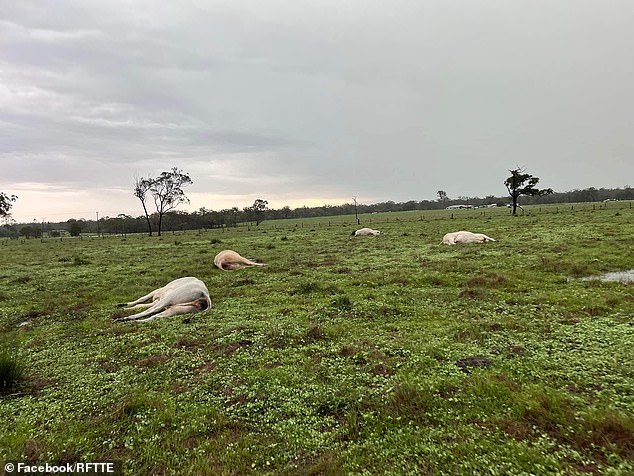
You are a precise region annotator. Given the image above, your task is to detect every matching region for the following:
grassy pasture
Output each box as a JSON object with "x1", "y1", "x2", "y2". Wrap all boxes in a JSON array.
[{"x1": 0, "y1": 204, "x2": 633, "y2": 475}]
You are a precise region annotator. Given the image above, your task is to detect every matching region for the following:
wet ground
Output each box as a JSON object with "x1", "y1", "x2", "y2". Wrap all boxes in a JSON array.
[{"x1": 582, "y1": 269, "x2": 634, "y2": 283}]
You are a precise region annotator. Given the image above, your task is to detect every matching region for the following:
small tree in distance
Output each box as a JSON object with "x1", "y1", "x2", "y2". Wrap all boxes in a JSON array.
[
  {"x1": 134, "y1": 177, "x2": 154, "y2": 236},
  {"x1": 133, "y1": 168, "x2": 193, "y2": 236},
  {"x1": 504, "y1": 168, "x2": 553, "y2": 215},
  {"x1": 149, "y1": 168, "x2": 193, "y2": 236},
  {"x1": 67, "y1": 219, "x2": 83, "y2": 237},
  {"x1": 249, "y1": 199, "x2": 268, "y2": 226}
]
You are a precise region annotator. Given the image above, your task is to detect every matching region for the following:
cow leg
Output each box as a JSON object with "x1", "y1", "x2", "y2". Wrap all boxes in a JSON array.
[
  {"x1": 125, "y1": 303, "x2": 155, "y2": 310},
  {"x1": 116, "y1": 301, "x2": 166, "y2": 321},
  {"x1": 133, "y1": 303, "x2": 202, "y2": 323},
  {"x1": 116, "y1": 288, "x2": 161, "y2": 308}
]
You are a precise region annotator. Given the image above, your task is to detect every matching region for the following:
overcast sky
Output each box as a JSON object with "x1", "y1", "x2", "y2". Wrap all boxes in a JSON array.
[{"x1": 2, "y1": 0, "x2": 633, "y2": 222}]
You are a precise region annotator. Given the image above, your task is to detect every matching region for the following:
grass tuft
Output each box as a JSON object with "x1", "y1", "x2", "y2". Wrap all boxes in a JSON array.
[{"x1": 0, "y1": 350, "x2": 23, "y2": 393}]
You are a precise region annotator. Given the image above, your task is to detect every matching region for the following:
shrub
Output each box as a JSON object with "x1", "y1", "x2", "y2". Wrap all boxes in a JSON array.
[{"x1": 0, "y1": 350, "x2": 23, "y2": 393}]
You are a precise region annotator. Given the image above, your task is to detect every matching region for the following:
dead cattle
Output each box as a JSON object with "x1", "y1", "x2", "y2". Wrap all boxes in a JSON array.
[
  {"x1": 214, "y1": 249, "x2": 265, "y2": 271},
  {"x1": 442, "y1": 231, "x2": 496, "y2": 245},
  {"x1": 116, "y1": 276, "x2": 200, "y2": 309},
  {"x1": 351, "y1": 227, "x2": 381, "y2": 236},
  {"x1": 116, "y1": 277, "x2": 211, "y2": 323}
]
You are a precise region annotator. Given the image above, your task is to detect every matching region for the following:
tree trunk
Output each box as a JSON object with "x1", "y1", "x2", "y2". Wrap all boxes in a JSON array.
[{"x1": 141, "y1": 202, "x2": 153, "y2": 236}]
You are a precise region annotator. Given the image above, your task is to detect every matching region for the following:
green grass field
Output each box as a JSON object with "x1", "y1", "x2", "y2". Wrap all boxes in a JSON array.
[{"x1": 1, "y1": 203, "x2": 633, "y2": 475}]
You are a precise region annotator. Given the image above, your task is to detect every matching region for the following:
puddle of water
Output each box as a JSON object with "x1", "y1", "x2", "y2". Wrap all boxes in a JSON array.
[{"x1": 581, "y1": 269, "x2": 634, "y2": 283}]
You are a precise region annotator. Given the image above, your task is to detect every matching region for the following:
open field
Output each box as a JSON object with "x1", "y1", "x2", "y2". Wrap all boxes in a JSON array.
[{"x1": 1, "y1": 204, "x2": 633, "y2": 475}]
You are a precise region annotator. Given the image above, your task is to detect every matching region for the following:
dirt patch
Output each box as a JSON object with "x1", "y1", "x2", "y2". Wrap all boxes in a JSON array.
[
  {"x1": 338, "y1": 345, "x2": 356, "y2": 357},
  {"x1": 507, "y1": 345, "x2": 526, "y2": 356},
  {"x1": 459, "y1": 288, "x2": 487, "y2": 300},
  {"x1": 136, "y1": 353, "x2": 170, "y2": 368},
  {"x1": 467, "y1": 272, "x2": 508, "y2": 288},
  {"x1": 195, "y1": 361, "x2": 217, "y2": 374},
  {"x1": 173, "y1": 337, "x2": 203, "y2": 349},
  {"x1": 369, "y1": 363, "x2": 393, "y2": 377},
  {"x1": 455, "y1": 356, "x2": 493, "y2": 373},
  {"x1": 22, "y1": 439, "x2": 47, "y2": 462},
  {"x1": 212, "y1": 340, "x2": 253, "y2": 356}
]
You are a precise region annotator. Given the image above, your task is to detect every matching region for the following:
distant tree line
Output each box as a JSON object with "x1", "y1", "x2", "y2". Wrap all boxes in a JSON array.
[{"x1": 0, "y1": 186, "x2": 631, "y2": 239}]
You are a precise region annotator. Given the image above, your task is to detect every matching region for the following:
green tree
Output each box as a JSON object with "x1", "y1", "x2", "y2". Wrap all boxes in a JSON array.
[
  {"x1": 504, "y1": 168, "x2": 553, "y2": 215},
  {"x1": 248, "y1": 199, "x2": 269, "y2": 226},
  {"x1": 148, "y1": 168, "x2": 193, "y2": 236},
  {"x1": 133, "y1": 168, "x2": 193, "y2": 236},
  {"x1": 437, "y1": 190, "x2": 448, "y2": 201},
  {"x1": 0, "y1": 192, "x2": 17, "y2": 220},
  {"x1": 19, "y1": 225, "x2": 41, "y2": 239},
  {"x1": 67, "y1": 219, "x2": 83, "y2": 237},
  {"x1": 221, "y1": 207, "x2": 241, "y2": 227}
]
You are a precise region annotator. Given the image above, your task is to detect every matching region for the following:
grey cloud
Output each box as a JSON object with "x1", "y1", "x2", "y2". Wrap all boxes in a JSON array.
[{"x1": 2, "y1": 1, "x2": 633, "y2": 220}]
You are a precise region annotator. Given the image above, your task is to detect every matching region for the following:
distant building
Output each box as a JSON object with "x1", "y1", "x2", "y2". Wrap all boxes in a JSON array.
[{"x1": 445, "y1": 204, "x2": 474, "y2": 210}]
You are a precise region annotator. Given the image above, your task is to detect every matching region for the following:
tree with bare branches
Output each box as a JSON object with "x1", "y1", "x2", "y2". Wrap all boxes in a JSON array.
[
  {"x1": 134, "y1": 177, "x2": 154, "y2": 236},
  {"x1": 133, "y1": 168, "x2": 193, "y2": 236}
]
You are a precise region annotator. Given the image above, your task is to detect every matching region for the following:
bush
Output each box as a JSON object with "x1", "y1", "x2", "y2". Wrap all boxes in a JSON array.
[{"x1": 0, "y1": 350, "x2": 23, "y2": 393}]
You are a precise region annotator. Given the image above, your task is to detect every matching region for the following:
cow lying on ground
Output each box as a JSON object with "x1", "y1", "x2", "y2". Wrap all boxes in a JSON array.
[
  {"x1": 351, "y1": 227, "x2": 381, "y2": 236},
  {"x1": 115, "y1": 277, "x2": 211, "y2": 323},
  {"x1": 116, "y1": 276, "x2": 200, "y2": 309},
  {"x1": 214, "y1": 249, "x2": 266, "y2": 270},
  {"x1": 442, "y1": 231, "x2": 496, "y2": 245}
]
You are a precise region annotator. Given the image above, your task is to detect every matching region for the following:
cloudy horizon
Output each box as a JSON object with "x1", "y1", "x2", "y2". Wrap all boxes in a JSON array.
[{"x1": 2, "y1": 0, "x2": 633, "y2": 222}]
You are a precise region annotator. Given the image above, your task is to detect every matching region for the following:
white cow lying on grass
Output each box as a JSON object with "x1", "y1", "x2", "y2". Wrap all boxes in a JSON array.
[
  {"x1": 116, "y1": 277, "x2": 211, "y2": 323},
  {"x1": 214, "y1": 249, "x2": 266, "y2": 270},
  {"x1": 351, "y1": 227, "x2": 382, "y2": 236},
  {"x1": 442, "y1": 231, "x2": 496, "y2": 245}
]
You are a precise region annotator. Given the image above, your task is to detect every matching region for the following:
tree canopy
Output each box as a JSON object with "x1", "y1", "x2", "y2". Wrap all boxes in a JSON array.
[
  {"x1": 504, "y1": 168, "x2": 553, "y2": 215},
  {"x1": 0, "y1": 192, "x2": 17, "y2": 219},
  {"x1": 245, "y1": 199, "x2": 269, "y2": 226},
  {"x1": 134, "y1": 168, "x2": 193, "y2": 236}
]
